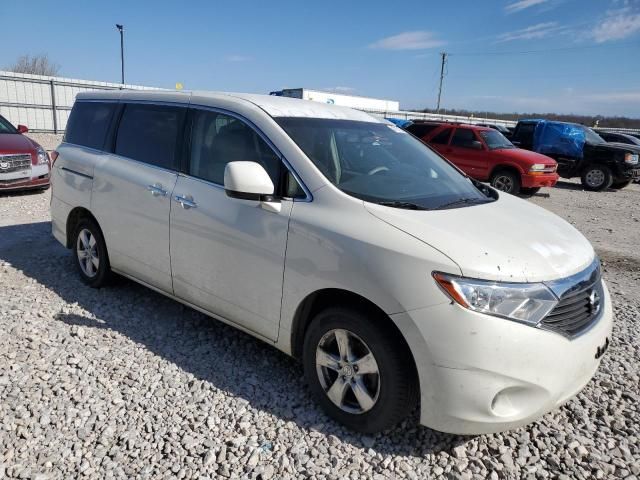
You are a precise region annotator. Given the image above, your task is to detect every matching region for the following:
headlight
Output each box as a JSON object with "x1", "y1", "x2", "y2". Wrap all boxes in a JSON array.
[
  {"x1": 624, "y1": 152, "x2": 638, "y2": 165},
  {"x1": 37, "y1": 148, "x2": 49, "y2": 165},
  {"x1": 433, "y1": 272, "x2": 558, "y2": 326},
  {"x1": 528, "y1": 163, "x2": 557, "y2": 174}
]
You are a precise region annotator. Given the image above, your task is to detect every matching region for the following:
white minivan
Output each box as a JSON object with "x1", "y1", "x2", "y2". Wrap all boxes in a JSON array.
[{"x1": 50, "y1": 90, "x2": 612, "y2": 434}]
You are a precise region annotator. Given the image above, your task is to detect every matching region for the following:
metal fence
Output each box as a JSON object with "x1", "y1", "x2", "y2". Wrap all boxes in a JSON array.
[
  {"x1": 0, "y1": 70, "x2": 160, "y2": 133},
  {"x1": 2, "y1": 70, "x2": 639, "y2": 135}
]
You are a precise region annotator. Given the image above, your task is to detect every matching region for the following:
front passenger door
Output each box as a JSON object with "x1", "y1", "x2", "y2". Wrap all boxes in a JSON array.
[
  {"x1": 447, "y1": 128, "x2": 489, "y2": 177},
  {"x1": 170, "y1": 109, "x2": 300, "y2": 340}
]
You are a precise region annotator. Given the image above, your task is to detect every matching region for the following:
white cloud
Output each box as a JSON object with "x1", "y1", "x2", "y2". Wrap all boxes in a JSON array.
[
  {"x1": 496, "y1": 22, "x2": 564, "y2": 42},
  {"x1": 369, "y1": 31, "x2": 445, "y2": 50},
  {"x1": 592, "y1": 8, "x2": 640, "y2": 43},
  {"x1": 582, "y1": 91, "x2": 640, "y2": 102},
  {"x1": 225, "y1": 55, "x2": 253, "y2": 62},
  {"x1": 505, "y1": 0, "x2": 550, "y2": 14}
]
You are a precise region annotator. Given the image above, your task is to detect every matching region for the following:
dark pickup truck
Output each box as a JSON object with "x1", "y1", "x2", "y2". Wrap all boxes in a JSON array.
[{"x1": 510, "y1": 119, "x2": 640, "y2": 191}]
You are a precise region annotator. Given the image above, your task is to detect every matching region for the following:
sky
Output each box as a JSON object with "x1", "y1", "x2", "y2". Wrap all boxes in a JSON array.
[{"x1": 1, "y1": 0, "x2": 640, "y2": 117}]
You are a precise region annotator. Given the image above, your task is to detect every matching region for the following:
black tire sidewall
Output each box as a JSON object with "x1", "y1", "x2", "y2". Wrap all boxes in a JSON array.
[
  {"x1": 73, "y1": 219, "x2": 110, "y2": 288},
  {"x1": 581, "y1": 165, "x2": 613, "y2": 191},
  {"x1": 491, "y1": 171, "x2": 521, "y2": 195},
  {"x1": 302, "y1": 308, "x2": 416, "y2": 433}
]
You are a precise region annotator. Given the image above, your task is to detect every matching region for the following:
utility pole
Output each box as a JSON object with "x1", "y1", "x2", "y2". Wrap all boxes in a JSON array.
[
  {"x1": 436, "y1": 51, "x2": 447, "y2": 113},
  {"x1": 116, "y1": 24, "x2": 125, "y2": 84}
]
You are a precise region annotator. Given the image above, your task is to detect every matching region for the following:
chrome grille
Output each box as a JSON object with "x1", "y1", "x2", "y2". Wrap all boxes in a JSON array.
[
  {"x1": 541, "y1": 260, "x2": 603, "y2": 338},
  {"x1": 0, "y1": 154, "x2": 32, "y2": 174}
]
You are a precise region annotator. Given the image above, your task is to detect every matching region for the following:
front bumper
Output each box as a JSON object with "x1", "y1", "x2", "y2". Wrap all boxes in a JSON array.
[
  {"x1": 521, "y1": 172, "x2": 559, "y2": 188},
  {"x1": 0, "y1": 164, "x2": 50, "y2": 191},
  {"x1": 391, "y1": 279, "x2": 612, "y2": 434}
]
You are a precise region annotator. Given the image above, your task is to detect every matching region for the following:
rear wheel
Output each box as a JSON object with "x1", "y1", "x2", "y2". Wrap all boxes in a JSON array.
[
  {"x1": 611, "y1": 179, "x2": 631, "y2": 189},
  {"x1": 302, "y1": 307, "x2": 418, "y2": 433},
  {"x1": 490, "y1": 170, "x2": 521, "y2": 195},
  {"x1": 73, "y1": 218, "x2": 112, "y2": 288},
  {"x1": 581, "y1": 165, "x2": 613, "y2": 191}
]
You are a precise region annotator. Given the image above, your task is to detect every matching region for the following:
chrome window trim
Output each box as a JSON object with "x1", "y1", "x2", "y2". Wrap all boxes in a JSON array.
[{"x1": 188, "y1": 103, "x2": 313, "y2": 202}]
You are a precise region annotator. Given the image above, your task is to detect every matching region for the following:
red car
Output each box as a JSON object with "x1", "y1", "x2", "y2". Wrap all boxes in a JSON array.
[
  {"x1": 0, "y1": 115, "x2": 50, "y2": 192},
  {"x1": 405, "y1": 122, "x2": 558, "y2": 195}
]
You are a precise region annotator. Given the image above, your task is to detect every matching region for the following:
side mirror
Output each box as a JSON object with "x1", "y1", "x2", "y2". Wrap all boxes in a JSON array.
[
  {"x1": 224, "y1": 161, "x2": 275, "y2": 200},
  {"x1": 471, "y1": 140, "x2": 483, "y2": 150},
  {"x1": 17, "y1": 124, "x2": 29, "y2": 134}
]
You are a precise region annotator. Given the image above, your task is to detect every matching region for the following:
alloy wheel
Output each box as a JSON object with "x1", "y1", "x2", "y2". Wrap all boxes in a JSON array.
[
  {"x1": 315, "y1": 329, "x2": 380, "y2": 414},
  {"x1": 493, "y1": 175, "x2": 514, "y2": 193},
  {"x1": 585, "y1": 169, "x2": 605, "y2": 188},
  {"x1": 76, "y1": 228, "x2": 99, "y2": 278}
]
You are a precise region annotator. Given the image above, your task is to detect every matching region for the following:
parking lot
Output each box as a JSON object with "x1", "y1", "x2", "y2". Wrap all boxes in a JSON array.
[{"x1": 0, "y1": 181, "x2": 638, "y2": 480}]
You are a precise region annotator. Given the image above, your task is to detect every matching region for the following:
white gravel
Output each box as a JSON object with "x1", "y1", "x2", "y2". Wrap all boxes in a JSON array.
[{"x1": 0, "y1": 181, "x2": 639, "y2": 479}]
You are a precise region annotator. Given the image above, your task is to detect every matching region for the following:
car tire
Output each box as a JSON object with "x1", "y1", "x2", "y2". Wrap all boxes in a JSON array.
[
  {"x1": 610, "y1": 179, "x2": 631, "y2": 189},
  {"x1": 490, "y1": 170, "x2": 521, "y2": 195},
  {"x1": 581, "y1": 165, "x2": 613, "y2": 191},
  {"x1": 520, "y1": 187, "x2": 541, "y2": 196},
  {"x1": 73, "y1": 218, "x2": 112, "y2": 288},
  {"x1": 302, "y1": 307, "x2": 418, "y2": 433}
]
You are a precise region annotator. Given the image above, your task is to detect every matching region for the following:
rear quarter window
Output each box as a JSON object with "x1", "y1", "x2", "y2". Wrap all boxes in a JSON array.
[
  {"x1": 65, "y1": 102, "x2": 117, "y2": 150},
  {"x1": 115, "y1": 103, "x2": 186, "y2": 170}
]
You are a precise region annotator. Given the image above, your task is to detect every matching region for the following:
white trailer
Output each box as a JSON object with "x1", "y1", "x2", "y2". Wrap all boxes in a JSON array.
[{"x1": 271, "y1": 88, "x2": 400, "y2": 112}]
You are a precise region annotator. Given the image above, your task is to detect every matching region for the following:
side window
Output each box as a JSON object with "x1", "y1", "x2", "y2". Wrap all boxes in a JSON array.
[
  {"x1": 430, "y1": 127, "x2": 452, "y2": 145},
  {"x1": 115, "y1": 103, "x2": 186, "y2": 170},
  {"x1": 189, "y1": 109, "x2": 305, "y2": 197},
  {"x1": 406, "y1": 123, "x2": 438, "y2": 138},
  {"x1": 451, "y1": 128, "x2": 478, "y2": 148},
  {"x1": 515, "y1": 124, "x2": 535, "y2": 145},
  {"x1": 65, "y1": 102, "x2": 117, "y2": 150}
]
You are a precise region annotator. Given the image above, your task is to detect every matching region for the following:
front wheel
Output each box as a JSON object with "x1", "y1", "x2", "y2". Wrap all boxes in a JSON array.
[
  {"x1": 302, "y1": 307, "x2": 418, "y2": 433},
  {"x1": 581, "y1": 165, "x2": 613, "y2": 191},
  {"x1": 490, "y1": 170, "x2": 521, "y2": 195}
]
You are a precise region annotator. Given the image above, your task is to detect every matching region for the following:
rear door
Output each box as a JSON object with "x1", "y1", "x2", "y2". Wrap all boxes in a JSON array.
[
  {"x1": 92, "y1": 102, "x2": 186, "y2": 293},
  {"x1": 446, "y1": 127, "x2": 489, "y2": 177}
]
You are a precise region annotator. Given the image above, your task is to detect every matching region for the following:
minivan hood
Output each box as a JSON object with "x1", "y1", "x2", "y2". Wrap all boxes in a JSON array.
[{"x1": 364, "y1": 193, "x2": 594, "y2": 283}]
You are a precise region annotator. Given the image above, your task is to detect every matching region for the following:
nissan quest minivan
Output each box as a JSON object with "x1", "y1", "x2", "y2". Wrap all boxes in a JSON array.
[{"x1": 50, "y1": 90, "x2": 612, "y2": 434}]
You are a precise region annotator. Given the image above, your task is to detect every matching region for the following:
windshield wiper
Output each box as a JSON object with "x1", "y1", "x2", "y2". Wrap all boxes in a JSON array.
[
  {"x1": 377, "y1": 201, "x2": 430, "y2": 210},
  {"x1": 437, "y1": 198, "x2": 491, "y2": 209}
]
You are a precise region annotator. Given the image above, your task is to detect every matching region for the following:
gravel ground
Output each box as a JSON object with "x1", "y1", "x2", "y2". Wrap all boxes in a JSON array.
[
  {"x1": 1, "y1": 181, "x2": 638, "y2": 480},
  {"x1": 23, "y1": 134, "x2": 63, "y2": 152}
]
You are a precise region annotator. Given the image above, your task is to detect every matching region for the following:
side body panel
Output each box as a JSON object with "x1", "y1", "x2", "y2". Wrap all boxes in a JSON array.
[
  {"x1": 91, "y1": 154, "x2": 178, "y2": 292},
  {"x1": 170, "y1": 175, "x2": 293, "y2": 341}
]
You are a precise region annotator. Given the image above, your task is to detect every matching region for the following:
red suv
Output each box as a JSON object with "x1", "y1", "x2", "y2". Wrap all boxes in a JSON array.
[
  {"x1": 405, "y1": 122, "x2": 558, "y2": 195},
  {"x1": 0, "y1": 115, "x2": 50, "y2": 192}
]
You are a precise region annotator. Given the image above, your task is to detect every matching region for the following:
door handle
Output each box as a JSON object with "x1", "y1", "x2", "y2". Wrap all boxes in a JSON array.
[
  {"x1": 147, "y1": 184, "x2": 167, "y2": 197},
  {"x1": 174, "y1": 194, "x2": 197, "y2": 209}
]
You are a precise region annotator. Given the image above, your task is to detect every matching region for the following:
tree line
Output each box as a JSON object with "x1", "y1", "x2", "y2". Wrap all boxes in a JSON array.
[{"x1": 417, "y1": 108, "x2": 640, "y2": 129}]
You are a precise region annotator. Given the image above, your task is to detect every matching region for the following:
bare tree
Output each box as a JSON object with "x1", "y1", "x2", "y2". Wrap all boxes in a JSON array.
[{"x1": 8, "y1": 54, "x2": 60, "y2": 76}]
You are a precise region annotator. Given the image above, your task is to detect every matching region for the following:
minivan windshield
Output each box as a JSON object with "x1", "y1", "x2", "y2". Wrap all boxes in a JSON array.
[
  {"x1": 276, "y1": 118, "x2": 494, "y2": 210},
  {"x1": 0, "y1": 115, "x2": 18, "y2": 134}
]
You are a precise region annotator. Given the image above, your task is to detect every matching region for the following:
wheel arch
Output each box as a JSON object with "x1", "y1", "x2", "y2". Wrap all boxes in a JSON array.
[
  {"x1": 489, "y1": 163, "x2": 524, "y2": 179},
  {"x1": 65, "y1": 207, "x2": 100, "y2": 249},
  {"x1": 289, "y1": 288, "x2": 419, "y2": 385}
]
